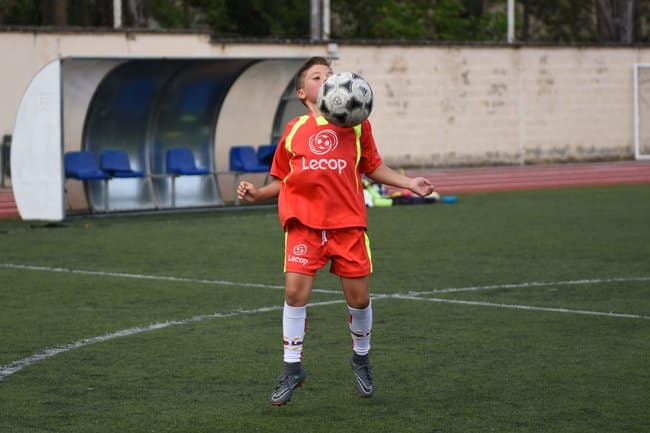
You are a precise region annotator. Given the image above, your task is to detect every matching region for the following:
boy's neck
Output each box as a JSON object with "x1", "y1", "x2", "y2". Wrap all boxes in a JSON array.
[{"x1": 305, "y1": 100, "x2": 322, "y2": 118}]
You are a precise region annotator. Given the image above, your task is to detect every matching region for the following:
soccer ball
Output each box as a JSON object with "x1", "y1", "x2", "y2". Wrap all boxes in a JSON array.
[{"x1": 317, "y1": 72, "x2": 373, "y2": 128}]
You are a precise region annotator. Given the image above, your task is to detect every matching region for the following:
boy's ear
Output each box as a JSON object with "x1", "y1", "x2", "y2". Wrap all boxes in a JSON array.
[{"x1": 296, "y1": 88, "x2": 306, "y2": 101}]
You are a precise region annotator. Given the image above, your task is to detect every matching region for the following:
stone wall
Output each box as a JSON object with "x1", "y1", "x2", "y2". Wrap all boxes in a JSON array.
[{"x1": 2, "y1": 29, "x2": 649, "y2": 167}]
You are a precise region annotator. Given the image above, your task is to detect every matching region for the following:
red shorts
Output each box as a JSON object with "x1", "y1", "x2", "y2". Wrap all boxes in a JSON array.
[{"x1": 284, "y1": 219, "x2": 372, "y2": 278}]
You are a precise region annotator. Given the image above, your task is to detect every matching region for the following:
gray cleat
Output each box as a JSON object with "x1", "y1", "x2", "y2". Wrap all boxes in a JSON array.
[
  {"x1": 350, "y1": 355, "x2": 374, "y2": 397},
  {"x1": 270, "y1": 365, "x2": 306, "y2": 406}
]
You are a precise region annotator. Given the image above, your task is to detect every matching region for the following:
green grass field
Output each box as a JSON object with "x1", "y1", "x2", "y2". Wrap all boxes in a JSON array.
[{"x1": 1, "y1": 185, "x2": 649, "y2": 433}]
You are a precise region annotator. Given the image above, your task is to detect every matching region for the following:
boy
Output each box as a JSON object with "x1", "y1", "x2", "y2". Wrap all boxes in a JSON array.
[{"x1": 237, "y1": 57, "x2": 434, "y2": 406}]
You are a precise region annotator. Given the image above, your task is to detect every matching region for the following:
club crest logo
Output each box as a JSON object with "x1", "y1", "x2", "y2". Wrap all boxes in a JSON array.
[
  {"x1": 293, "y1": 244, "x2": 308, "y2": 256},
  {"x1": 308, "y1": 130, "x2": 338, "y2": 155}
]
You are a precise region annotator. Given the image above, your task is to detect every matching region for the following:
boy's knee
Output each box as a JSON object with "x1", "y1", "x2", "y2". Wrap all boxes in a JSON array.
[
  {"x1": 285, "y1": 272, "x2": 313, "y2": 306},
  {"x1": 347, "y1": 294, "x2": 370, "y2": 309},
  {"x1": 285, "y1": 293, "x2": 307, "y2": 307},
  {"x1": 285, "y1": 286, "x2": 311, "y2": 306}
]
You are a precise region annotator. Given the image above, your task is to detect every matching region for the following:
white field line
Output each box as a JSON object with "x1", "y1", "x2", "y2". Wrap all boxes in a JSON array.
[
  {"x1": 2, "y1": 263, "x2": 649, "y2": 381},
  {"x1": 4, "y1": 263, "x2": 649, "y2": 297},
  {"x1": 0, "y1": 299, "x2": 347, "y2": 382},
  {"x1": 405, "y1": 276, "x2": 650, "y2": 295},
  {"x1": 0, "y1": 262, "x2": 340, "y2": 295},
  {"x1": 389, "y1": 294, "x2": 650, "y2": 320}
]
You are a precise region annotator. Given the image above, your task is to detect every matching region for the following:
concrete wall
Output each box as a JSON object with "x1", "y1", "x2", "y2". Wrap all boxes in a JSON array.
[
  {"x1": 2, "y1": 29, "x2": 650, "y2": 168},
  {"x1": 333, "y1": 45, "x2": 650, "y2": 166}
]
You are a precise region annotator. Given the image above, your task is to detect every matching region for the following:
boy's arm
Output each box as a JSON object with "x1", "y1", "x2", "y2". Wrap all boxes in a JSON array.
[
  {"x1": 366, "y1": 164, "x2": 434, "y2": 197},
  {"x1": 237, "y1": 179, "x2": 281, "y2": 203}
]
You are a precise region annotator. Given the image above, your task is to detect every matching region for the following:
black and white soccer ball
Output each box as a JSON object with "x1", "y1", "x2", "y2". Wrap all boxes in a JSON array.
[{"x1": 317, "y1": 72, "x2": 373, "y2": 128}]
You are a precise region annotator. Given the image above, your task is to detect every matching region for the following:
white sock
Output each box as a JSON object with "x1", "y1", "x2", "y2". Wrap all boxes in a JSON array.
[
  {"x1": 283, "y1": 302, "x2": 307, "y2": 363},
  {"x1": 348, "y1": 301, "x2": 372, "y2": 356}
]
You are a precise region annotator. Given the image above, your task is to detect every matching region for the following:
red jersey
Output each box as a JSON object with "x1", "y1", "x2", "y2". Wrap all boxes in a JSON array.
[{"x1": 270, "y1": 114, "x2": 383, "y2": 230}]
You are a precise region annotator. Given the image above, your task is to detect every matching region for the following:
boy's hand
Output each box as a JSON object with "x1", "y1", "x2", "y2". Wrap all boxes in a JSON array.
[
  {"x1": 409, "y1": 177, "x2": 435, "y2": 197},
  {"x1": 237, "y1": 181, "x2": 258, "y2": 202}
]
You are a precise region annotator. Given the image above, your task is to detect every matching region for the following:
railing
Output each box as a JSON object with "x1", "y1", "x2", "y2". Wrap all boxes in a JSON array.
[{"x1": 1, "y1": 135, "x2": 10, "y2": 188}]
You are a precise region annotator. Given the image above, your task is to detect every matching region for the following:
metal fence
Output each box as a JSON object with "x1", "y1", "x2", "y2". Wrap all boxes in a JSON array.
[{"x1": 1, "y1": 134, "x2": 10, "y2": 188}]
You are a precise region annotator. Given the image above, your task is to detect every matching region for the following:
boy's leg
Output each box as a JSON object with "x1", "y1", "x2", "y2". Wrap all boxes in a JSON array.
[
  {"x1": 341, "y1": 276, "x2": 372, "y2": 355},
  {"x1": 271, "y1": 272, "x2": 313, "y2": 406},
  {"x1": 348, "y1": 301, "x2": 372, "y2": 356},
  {"x1": 282, "y1": 302, "x2": 307, "y2": 363},
  {"x1": 341, "y1": 275, "x2": 370, "y2": 309},
  {"x1": 285, "y1": 272, "x2": 314, "y2": 307},
  {"x1": 282, "y1": 272, "x2": 313, "y2": 362},
  {"x1": 342, "y1": 276, "x2": 372, "y2": 356},
  {"x1": 341, "y1": 276, "x2": 374, "y2": 397}
]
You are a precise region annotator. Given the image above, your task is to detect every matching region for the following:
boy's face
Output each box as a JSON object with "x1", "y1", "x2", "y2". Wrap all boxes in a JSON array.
[{"x1": 297, "y1": 64, "x2": 332, "y2": 105}]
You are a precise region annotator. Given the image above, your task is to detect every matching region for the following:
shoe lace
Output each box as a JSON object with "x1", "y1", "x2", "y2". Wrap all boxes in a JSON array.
[
  {"x1": 275, "y1": 373, "x2": 298, "y2": 390},
  {"x1": 354, "y1": 362, "x2": 373, "y2": 380}
]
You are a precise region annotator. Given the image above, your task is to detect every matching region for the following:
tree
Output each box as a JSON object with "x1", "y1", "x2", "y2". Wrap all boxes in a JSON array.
[
  {"x1": 216, "y1": 0, "x2": 309, "y2": 37},
  {"x1": 40, "y1": 0, "x2": 68, "y2": 26},
  {"x1": 67, "y1": 0, "x2": 113, "y2": 27},
  {"x1": 330, "y1": 0, "x2": 506, "y2": 41},
  {"x1": 0, "y1": 0, "x2": 39, "y2": 25},
  {"x1": 518, "y1": 0, "x2": 595, "y2": 42},
  {"x1": 595, "y1": 0, "x2": 640, "y2": 43},
  {"x1": 144, "y1": 0, "x2": 309, "y2": 37},
  {"x1": 0, "y1": 0, "x2": 647, "y2": 42},
  {"x1": 0, "y1": 0, "x2": 113, "y2": 27}
]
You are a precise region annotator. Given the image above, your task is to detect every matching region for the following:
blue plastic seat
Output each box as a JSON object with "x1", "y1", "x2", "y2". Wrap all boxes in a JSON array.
[
  {"x1": 64, "y1": 151, "x2": 110, "y2": 180},
  {"x1": 166, "y1": 148, "x2": 210, "y2": 176},
  {"x1": 165, "y1": 147, "x2": 211, "y2": 207},
  {"x1": 64, "y1": 151, "x2": 110, "y2": 212},
  {"x1": 228, "y1": 145, "x2": 272, "y2": 205},
  {"x1": 100, "y1": 150, "x2": 144, "y2": 178},
  {"x1": 256, "y1": 144, "x2": 277, "y2": 166},
  {"x1": 229, "y1": 146, "x2": 269, "y2": 173}
]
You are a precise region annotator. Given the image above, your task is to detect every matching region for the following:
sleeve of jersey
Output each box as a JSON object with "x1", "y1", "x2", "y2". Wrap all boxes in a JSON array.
[
  {"x1": 358, "y1": 120, "x2": 383, "y2": 174},
  {"x1": 269, "y1": 120, "x2": 295, "y2": 180}
]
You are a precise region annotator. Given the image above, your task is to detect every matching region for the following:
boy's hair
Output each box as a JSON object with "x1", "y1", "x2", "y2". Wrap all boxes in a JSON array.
[{"x1": 294, "y1": 56, "x2": 331, "y2": 91}]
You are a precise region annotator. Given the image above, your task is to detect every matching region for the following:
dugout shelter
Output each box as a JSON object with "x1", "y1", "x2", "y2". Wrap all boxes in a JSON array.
[{"x1": 11, "y1": 56, "x2": 307, "y2": 221}]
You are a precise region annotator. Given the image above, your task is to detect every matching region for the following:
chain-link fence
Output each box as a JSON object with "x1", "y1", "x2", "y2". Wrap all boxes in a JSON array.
[{"x1": 1, "y1": 134, "x2": 10, "y2": 188}]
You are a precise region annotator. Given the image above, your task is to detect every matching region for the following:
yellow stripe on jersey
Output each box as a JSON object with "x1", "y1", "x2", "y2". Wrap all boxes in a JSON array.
[
  {"x1": 364, "y1": 231, "x2": 373, "y2": 273},
  {"x1": 283, "y1": 115, "x2": 310, "y2": 184},
  {"x1": 283, "y1": 228, "x2": 289, "y2": 273},
  {"x1": 353, "y1": 124, "x2": 362, "y2": 191},
  {"x1": 285, "y1": 115, "x2": 309, "y2": 154}
]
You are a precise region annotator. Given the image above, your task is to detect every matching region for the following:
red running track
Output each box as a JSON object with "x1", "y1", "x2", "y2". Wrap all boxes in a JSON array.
[
  {"x1": 0, "y1": 189, "x2": 18, "y2": 219},
  {"x1": 403, "y1": 161, "x2": 650, "y2": 194},
  {"x1": 1, "y1": 161, "x2": 650, "y2": 219}
]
